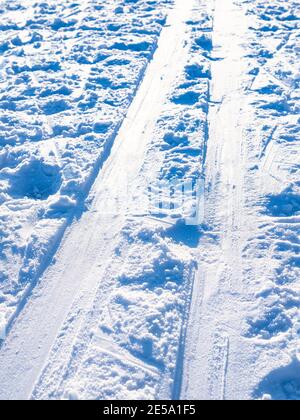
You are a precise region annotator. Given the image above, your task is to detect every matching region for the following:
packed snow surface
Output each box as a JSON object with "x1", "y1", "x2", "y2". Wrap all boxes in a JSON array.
[{"x1": 0, "y1": 0, "x2": 299, "y2": 401}]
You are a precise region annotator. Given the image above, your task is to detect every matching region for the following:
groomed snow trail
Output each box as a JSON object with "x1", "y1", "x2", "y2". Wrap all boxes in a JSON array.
[
  {"x1": 181, "y1": 0, "x2": 258, "y2": 400},
  {"x1": 0, "y1": 0, "x2": 195, "y2": 400}
]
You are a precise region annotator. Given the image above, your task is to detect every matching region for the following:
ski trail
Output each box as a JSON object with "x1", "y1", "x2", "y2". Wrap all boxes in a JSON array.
[
  {"x1": 181, "y1": 0, "x2": 255, "y2": 400},
  {"x1": 0, "y1": 0, "x2": 195, "y2": 400}
]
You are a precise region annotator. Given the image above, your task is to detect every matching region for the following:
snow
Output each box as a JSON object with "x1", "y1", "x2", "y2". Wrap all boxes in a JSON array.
[
  {"x1": 0, "y1": 0, "x2": 299, "y2": 401},
  {"x1": 0, "y1": 311, "x2": 6, "y2": 340},
  {"x1": 30, "y1": 0, "x2": 205, "y2": 400},
  {"x1": 239, "y1": 0, "x2": 300, "y2": 400},
  {"x1": 0, "y1": 0, "x2": 172, "y2": 329},
  {"x1": 180, "y1": 0, "x2": 300, "y2": 401}
]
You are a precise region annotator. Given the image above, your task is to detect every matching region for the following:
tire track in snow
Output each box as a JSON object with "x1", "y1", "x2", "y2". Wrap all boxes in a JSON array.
[{"x1": 0, "y1": 0, "x2": 195, "y2": 400}]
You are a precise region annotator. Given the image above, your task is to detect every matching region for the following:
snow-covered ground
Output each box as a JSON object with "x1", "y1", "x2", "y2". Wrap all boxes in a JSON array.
[
  {"x1": 0, "y1": 0, "x2": 172, "y2": 331},
  {"x1": 181, "y1": 0, "x2": 300, "y2": 401},
  {"x1": 0, "y1": 0, "x2": 299, "y2": 401}
]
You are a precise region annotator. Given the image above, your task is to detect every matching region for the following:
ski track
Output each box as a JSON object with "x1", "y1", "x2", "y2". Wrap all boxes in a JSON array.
[
  {"x1": 181, "y1": 0, "x2": 252, "y2": 400},
  {"x1": 0, "y1": 0, "x2": 195, "y2": 400},
  {"x1": 0, "y1": 0, "x2": 299, "y2": 401},
  {"x1": 182, "y1": 0, "x2": 300, "y2": 401}
]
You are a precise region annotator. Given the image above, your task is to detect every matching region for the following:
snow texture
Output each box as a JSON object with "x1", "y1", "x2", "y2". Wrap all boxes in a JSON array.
[
  {"x1": 0, "y1": 0, "x2": 299, "y2": 401},
  {"x1": 0, "y1": 0, "x2": 172, "y2": 332}
]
